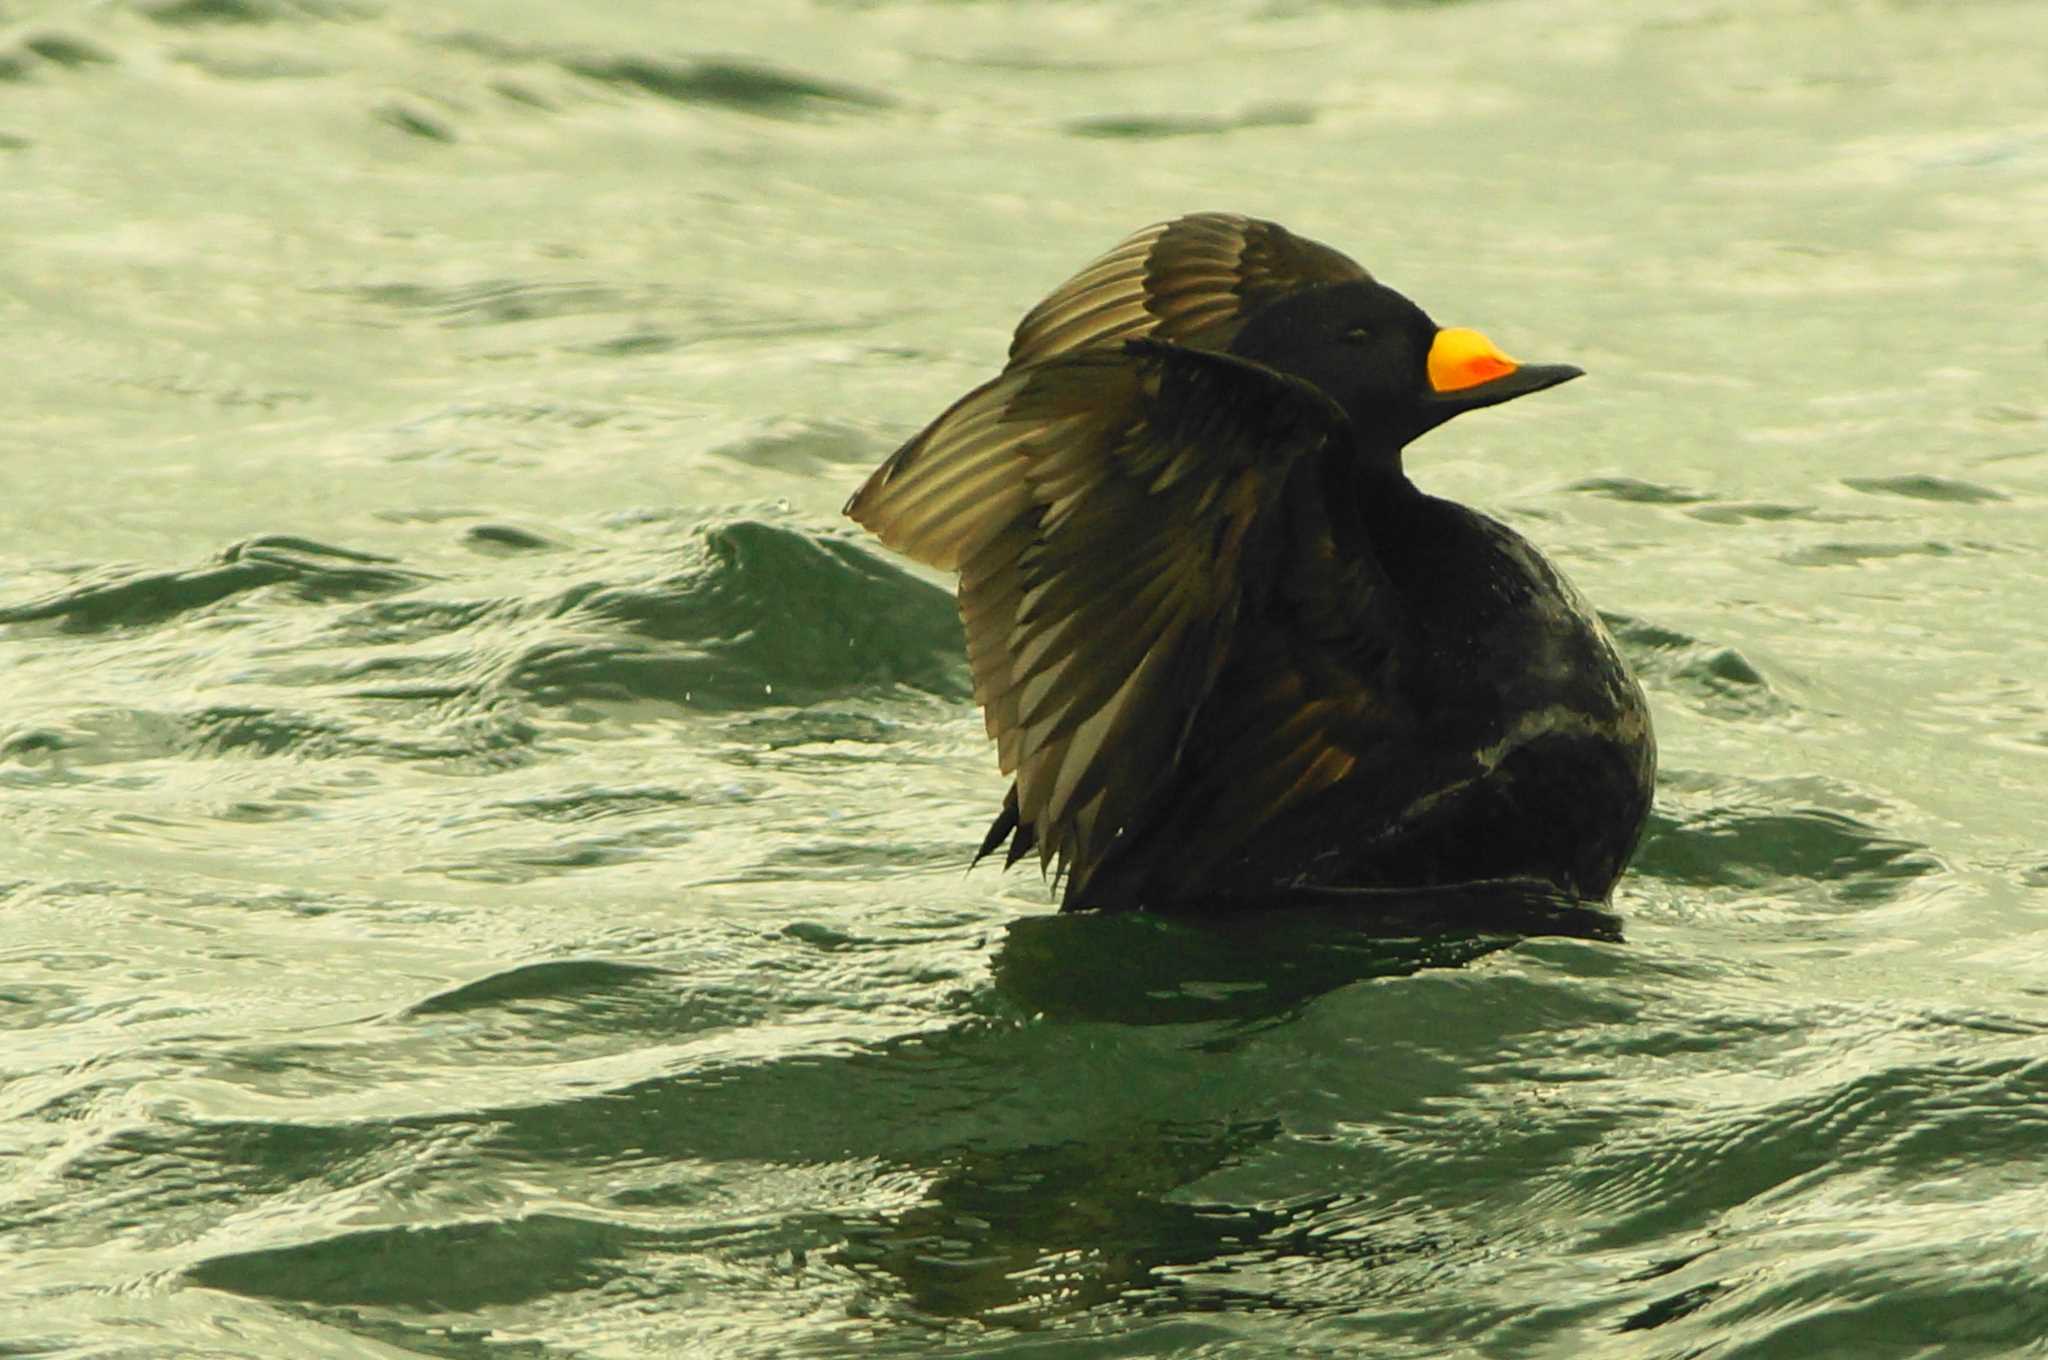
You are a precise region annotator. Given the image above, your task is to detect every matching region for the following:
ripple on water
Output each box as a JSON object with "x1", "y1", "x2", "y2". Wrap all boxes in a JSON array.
[
  {"x1": 373, "y1": 101, "x2": 455, "y2": 143},
  {"x1": 707, "y1": 417, "x2": 882, "y2": 476},
  {"x1": 427, "y1": 32, "x2": 897, "y2": 117},
  {"x1": 187, "y1": 1213, "x2": 643, "y2": 1309},
  {"x1": 1684, "y1": 500, "x2": 1820, "y2": 525},
  {"x1": 506, "y1": 519, "x2": 966, "y2": 710},
  {"x1": 1532, "y1": 1045, "x2": 2048, "y2": 1355},
  {"x1": 344, "y1": 279, "x2": 677, "y2": 330},
  {"x1": 1063, "y1": 103, "x2": 1318, "y2": 139},
  {"x1": 334, "y1": 268, "x2": 865, "y2": 363},
  {"x1": 561, "y1": 55, "x2": 897, "y2": 116},
  {"x1": 1603, "y1": 613, "x2": 1792, "y2": 720},
  {"x1": 461, "y1": 522, "x2": 561, "y2": 555},
  {"x1": 1631, "y1": 777, "x2": 1944, "y2": 906},
  {"x1": 1554, "y1": 1051, "x2": 2047, "y2": 1243},
  {"x1": 1780, "y1": 539, "x2": 1972, "y2": 568},
  {"x1": 13, "y1": 32, "x2": 116, "y2": 69},
  {"x1": 1, "y1": 516, "x2": 961, "y2": 782},
  {"x1": 401, "y1": 957, "x2": 680, "y2": 1017},
  {"x1": 1841, "y1": 474, "x2": 2010, "y2": 504},
  {"x1": 1568, "y1": 476, "x2": 1714, "y2": 505},
  {"x1": 138, "y1": 0, "x2": 366, "y2": 25},
  {"x1": 0, "y1": 536, "x2": 427, "y2": 632}
]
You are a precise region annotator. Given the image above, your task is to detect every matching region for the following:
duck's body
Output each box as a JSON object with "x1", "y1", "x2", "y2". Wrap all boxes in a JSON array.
[
  {"x1": 1074, "y1": 486, "x2": 1655, "y2": 908},
  {"x1": 847, "y1": 213, "x2": 1654, "y2": 913}
]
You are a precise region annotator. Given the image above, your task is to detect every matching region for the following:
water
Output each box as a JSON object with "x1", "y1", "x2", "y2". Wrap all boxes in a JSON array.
[{"x1": 3, "y1": 0, "x2": 2046, "y2": 1354}]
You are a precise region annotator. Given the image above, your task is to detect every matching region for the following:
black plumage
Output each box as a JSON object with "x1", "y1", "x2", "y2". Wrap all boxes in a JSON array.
[{"x1": 846, "y1": 213, "x2": 1655, "y2": 912}]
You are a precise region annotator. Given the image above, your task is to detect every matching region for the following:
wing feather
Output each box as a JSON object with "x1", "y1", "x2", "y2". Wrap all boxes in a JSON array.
[
  {"x1": 1069, "y1": 575, "x2": 1414, "y2": 907},
  {"x1": 846, "y1": 339, "x2": 1352, "y2": 893},
  {"x1": 1005, "y1": 212, "x2": 1371, "y2": 369}
]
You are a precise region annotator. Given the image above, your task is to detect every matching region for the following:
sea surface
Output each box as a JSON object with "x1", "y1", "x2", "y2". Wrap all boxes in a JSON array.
[{"x1": 3, "y1": 0, "x2": 2046, "y2": 1355}]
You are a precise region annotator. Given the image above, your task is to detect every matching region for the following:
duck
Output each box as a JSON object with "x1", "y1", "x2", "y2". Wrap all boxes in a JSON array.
[{"x1": 845, "y1": 212, "x2": 1655, "y2": 913}]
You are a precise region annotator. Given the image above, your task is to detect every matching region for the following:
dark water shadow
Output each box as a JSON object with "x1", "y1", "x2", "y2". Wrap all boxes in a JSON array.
[
  {"x1": 991, "y1": 881, "x2": 1619, "y2": 1027},
  {"x1": 817, "y1": 894, "x2": 1621, "y2": 1323}
]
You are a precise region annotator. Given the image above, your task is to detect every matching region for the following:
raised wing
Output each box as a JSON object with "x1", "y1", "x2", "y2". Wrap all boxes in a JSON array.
[
  {"x1": 1005, "y1": 212, "x2": 1372, "y2": 370},
  {"x1": 845, "y1": 340, "x2": 1352, "y2": 891}
]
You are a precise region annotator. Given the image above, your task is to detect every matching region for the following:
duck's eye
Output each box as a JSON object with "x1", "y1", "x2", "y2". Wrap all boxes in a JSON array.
[{"x1": 1341, "y1": 326, "x2": 1373, "y2": 345}]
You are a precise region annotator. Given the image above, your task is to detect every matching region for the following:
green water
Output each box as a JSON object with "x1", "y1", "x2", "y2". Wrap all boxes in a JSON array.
[{"x1": 3, "y1": 0, "x2": 2045, "y2": 1355}]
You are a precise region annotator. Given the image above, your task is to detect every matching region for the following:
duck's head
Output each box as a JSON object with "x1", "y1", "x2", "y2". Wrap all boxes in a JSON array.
[{"x1": 1227, "y1": 279, "x2": 1582, "y2": 456}]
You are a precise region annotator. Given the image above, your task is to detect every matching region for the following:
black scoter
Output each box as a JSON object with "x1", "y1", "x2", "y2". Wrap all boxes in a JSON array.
[{"x1": 846, "y1": 212, "x2": 1655, "y2": 913}]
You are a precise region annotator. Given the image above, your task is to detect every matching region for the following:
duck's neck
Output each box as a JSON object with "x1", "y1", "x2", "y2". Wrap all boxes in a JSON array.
[{"x1": 1334, "y1": 443, "x2": 1426, "y2": 552}]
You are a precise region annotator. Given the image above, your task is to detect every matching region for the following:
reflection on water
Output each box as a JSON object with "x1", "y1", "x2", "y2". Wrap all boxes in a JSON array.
[
  {"x1": 992, "y1": 899, "x2": 1605, "y2": 1027},
  {"x1": 832, "y1": 1116, "x2": 1307, "y2": 1325}
]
